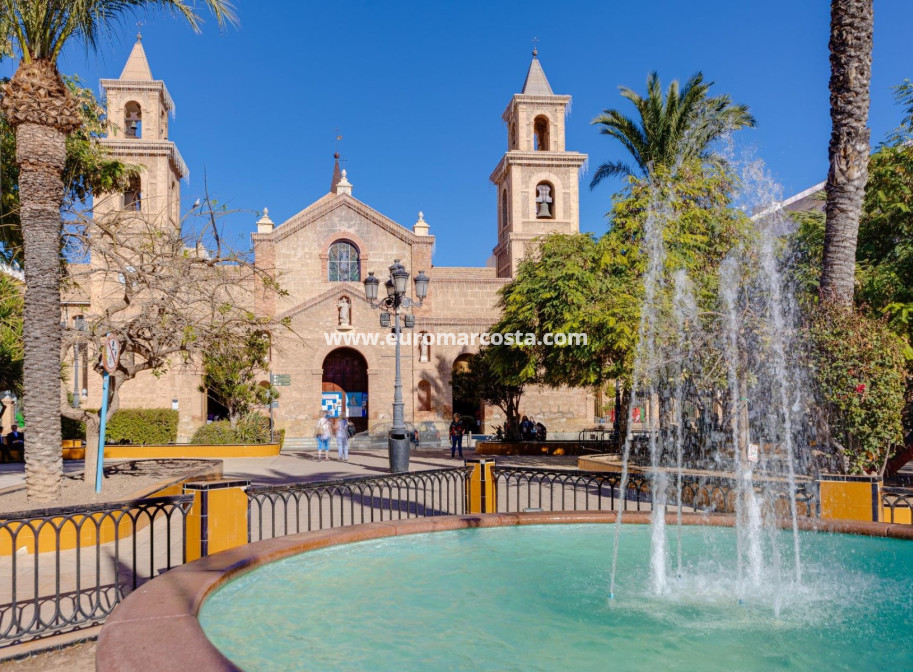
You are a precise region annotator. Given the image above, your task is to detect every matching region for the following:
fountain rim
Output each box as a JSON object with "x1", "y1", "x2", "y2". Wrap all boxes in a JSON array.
[{"x1": 96, "y1": 511, "x2": 913, "y2": 672}]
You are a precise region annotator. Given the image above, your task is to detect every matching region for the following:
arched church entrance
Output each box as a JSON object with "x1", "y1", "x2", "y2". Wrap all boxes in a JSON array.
[
  {"x1": 322, "y1": 348, "x2": 369, "y2": 433},
  {"x1": 451, "y1": 354, "x2": 483, "y2": 434}
]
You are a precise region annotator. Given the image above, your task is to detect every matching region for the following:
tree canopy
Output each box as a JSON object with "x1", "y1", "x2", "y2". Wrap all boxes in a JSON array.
[
  {"x1": 0, "y1": 75, "x2": 137, "y2": 266},
  {"x1": 201, "y1": 330, "x2": 276, "y2": 428},
  {"x1": 589, "y1": 71, "x2": 755, "y2": 188},
  {"x1": 492, "y1": 162, "x2": 749, "y2": 396}
]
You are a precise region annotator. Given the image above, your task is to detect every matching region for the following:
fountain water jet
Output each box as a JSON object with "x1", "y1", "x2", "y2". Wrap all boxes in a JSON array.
[{"x1": 610, "y1": 142, "x2": 814, "y2": 611}]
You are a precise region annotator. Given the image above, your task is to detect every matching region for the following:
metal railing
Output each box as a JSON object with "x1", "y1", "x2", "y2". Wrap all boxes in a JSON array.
[
  {"x1": 882, "y1": 487, "x2": 913, "y2": 524},
  {"x1": 491, "y1": 466, "x2": 819, "y2": 517},
  {"x1": 0, "y1": 495, "x2": 193, "y2": 646},
  {"x1": 247, "y1": 468, "x2": 471, "y2": 542}
]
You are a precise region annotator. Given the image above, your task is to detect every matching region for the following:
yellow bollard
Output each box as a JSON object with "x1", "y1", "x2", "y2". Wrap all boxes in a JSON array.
[
  {"x1": 465, "y1": 458, "x2": 497, "y2": 514},
  {"x1": 184, "y1": 479, "x2": 251, "y2": 561},
  {"x1": 818, "y1": 474, "x2": 882, "y2": 522}
]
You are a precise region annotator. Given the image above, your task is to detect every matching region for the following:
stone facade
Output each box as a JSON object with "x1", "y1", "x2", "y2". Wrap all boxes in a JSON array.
[{"x1": 71, "y1": 42, "x2": 596, "y2": 441}]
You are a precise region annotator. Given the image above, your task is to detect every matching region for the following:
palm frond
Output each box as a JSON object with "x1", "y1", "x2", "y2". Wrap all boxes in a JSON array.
[
  {"x1": 589, "y1": 160, "x2": 634, "y2": 189},
  {"x1": 591, "y1": 69, "x2": 755, "y2": 185},
  {"x1": 1, "y1": 0, "x2": 237, "y2": 63}
]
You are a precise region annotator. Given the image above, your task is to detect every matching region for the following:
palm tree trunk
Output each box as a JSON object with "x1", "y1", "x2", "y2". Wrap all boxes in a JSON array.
[
  {"x1": 820, "y1": 0, "x2": 874, "y2": 306},
  {"x1": 17, "y1": 122, "x2": 66, "y2": 502}
]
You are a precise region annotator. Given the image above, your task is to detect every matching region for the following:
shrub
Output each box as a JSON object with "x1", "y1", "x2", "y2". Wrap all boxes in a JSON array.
[
  {"x1": 190, "y1": 421, "x2": 237, "y2": 446},
  {"x1": 807, "y1": 306, "x2": 908, "y2": 475},
  {"x1": 105, "y1": 409, "x2": 178, "y2": 445},
  {"x1": 61, "y1": 416, "x2": 86, "y2": 441},
  {"x1": 190, "y1": 413, "x2": 277, "y2": 445}
]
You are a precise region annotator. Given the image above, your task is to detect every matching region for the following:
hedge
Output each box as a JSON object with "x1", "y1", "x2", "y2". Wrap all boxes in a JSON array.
[
  {"x1": 105, "y1": 409, "x2": 179, "y2": 445},
  {"x1": 61, "y1": 416, "x2": 86, "y2": 441},
  {"x1": 190, "y1": 414, "x2": 280, "y2": 446}
]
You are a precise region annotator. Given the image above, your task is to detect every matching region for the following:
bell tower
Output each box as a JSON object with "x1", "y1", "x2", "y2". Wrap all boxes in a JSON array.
[
  {"x1": 490, "y1": 50, "x2": 587, "y2": 278},
  {"x1": 95, "y1": 34, "x2": 188, "y2": 227}
]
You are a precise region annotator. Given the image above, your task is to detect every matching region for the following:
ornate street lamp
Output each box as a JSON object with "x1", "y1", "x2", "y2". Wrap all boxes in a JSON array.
[{"x1": 363, "y1": 259, "x2": 430, "y2": 473}]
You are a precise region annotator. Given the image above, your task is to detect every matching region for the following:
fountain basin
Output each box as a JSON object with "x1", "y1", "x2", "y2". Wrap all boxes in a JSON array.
[{"x1": 96, "y1": 513, "x2": 913, "y2": 671}]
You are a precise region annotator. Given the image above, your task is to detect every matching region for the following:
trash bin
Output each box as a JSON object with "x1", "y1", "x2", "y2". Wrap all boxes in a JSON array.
[{"x1": 388, "y1": 432, "x2": 411, "y2": 473}]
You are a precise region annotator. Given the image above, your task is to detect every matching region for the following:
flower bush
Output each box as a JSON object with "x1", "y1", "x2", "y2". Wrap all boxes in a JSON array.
[{"x1": 807, "y1": 306, "x2": 908, "y2": 474}]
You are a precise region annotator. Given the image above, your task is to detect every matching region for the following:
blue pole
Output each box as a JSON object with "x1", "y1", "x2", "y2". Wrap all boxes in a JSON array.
[{"x1": 96, "y1": 371, "x2": 110, "y2": 493}]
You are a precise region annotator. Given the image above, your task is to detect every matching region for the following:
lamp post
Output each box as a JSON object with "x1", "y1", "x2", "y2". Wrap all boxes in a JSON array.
[{"x1": 364, "y1": 260, "x2": 429, "y2": 473}]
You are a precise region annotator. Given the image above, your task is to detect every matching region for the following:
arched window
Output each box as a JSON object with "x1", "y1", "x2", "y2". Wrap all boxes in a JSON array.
[
  {"x1": 534, "y1": 115, "x2": 549, "y2": 151},
  {"x1": 510, "y1": 122, "x2": 517, "y2": 150},
  {"x1": 418, "y1": 380, "x2": 432, "y2": 412},
  {"x1": 125, "y1": 101, "x2": 142, "y2": 138},
  {"x1": 328, "y1": 240, "x2": 360, "y2": 282},
  {"x1": 123, "y1": 175, "x2": 141, "y2": 211},
  {"x1": 535, "y1": 181, "x2": 554, "y2": 219},
  {"x1": 500, "y1": 189, "x2": 508, "y2": 229}
]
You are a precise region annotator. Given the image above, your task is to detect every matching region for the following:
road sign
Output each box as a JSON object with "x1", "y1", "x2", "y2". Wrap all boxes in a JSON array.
[
  {"x1": 271, "y1": 374, "x2": 291, "y2": 386},
  {"x1": 102, "y1": 333, "x2": 121, "y2": 374},
  {"x1": 747, "y1": 443, "x2": 759, "y2": 463}
]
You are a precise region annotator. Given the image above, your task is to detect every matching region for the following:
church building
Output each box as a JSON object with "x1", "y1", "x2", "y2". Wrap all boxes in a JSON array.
[{"x1": 72, "y1": 39, "x2": 597, "y2": 442}]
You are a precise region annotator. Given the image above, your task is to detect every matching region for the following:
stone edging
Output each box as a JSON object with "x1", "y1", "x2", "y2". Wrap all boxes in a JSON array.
[{"x1": 95, "y1": 512, "x2": 913, "y2": 671}]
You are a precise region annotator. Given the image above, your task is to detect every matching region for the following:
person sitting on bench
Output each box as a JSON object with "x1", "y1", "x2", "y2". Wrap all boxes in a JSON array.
[{"x1": 2, "y1": 424, "x2": 24, "y2": 463}]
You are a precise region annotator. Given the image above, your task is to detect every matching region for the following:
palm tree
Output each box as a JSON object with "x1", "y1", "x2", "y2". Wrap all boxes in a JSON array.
[
  {"x1": 0, "y1": 0, "x2": 236, "y2": 502},
  {"x1": 819, "y1": 0, "x2": 874, "y2": 306},
  {"x1": 589, "y1": 71, "x2": 756, "y2": 188}
]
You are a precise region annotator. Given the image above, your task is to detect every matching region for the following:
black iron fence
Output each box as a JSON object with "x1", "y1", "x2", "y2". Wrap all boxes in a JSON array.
[
  {"x1": 491, "y1": 466, "x2": 819, "y2": 517},
  {"x1": 247, "y1": 468, "x2": 471, "y2": 542},
  {"x1": 9, "y1": 464, "x2": 905, "y2": 650},
  {"x1": 0, "y1": 495, "x2": 193, "y2": 647}
]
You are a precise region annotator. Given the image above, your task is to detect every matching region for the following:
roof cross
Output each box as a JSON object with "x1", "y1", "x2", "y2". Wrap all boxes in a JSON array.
[{"x1": 531, "y1": 37, "x2": 539, "y2": 56}]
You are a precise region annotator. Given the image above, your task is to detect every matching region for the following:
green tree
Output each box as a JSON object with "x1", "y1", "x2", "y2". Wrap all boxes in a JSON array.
[
  {"x1": 819, "y1": 0, "x2": 874, "y2": 306},
  {"x1": 0, "y1": 0, "x2": 236, "y2": 502},
  {"x1": 493, "y1": 163, "x2": 750, "y2": 438},
  {"x1": 589, "y1": 71, "x2": 755, "y2": 187},
  {"x1": 0, "y1": 271, "x2": 22, "y2": 393},
  {"x1": 855, "y1": 81, "x2": 913, "y2": 348},
  {"x1": 806, "y1": 305, "x2": 906, "y2": 475},
  {"x1": 789, "y1": 81, "x2": 913, "y2": 473},
  {"x1": 0, "y1": 76, "x2": 137, "y2": 265},
  {"x1": 201, "y1": 330, "x2": 276, "y2": 428},
  {"x1": 451, "y1": 349, "x2": 525, "y2": 440}
]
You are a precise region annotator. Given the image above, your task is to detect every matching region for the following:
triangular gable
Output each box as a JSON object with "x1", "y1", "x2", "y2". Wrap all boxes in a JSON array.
[
  {"x1": 266, "y1": 193, "x2": 426, "y2": 246},
  {"x1": 279, "y1": 282, "x2": 370, "y2": 322}
]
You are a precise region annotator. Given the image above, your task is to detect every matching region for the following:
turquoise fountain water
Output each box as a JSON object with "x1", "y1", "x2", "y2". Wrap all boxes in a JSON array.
[{"x1": 199, "y1": 525, "x2": 912, "y2": 672}]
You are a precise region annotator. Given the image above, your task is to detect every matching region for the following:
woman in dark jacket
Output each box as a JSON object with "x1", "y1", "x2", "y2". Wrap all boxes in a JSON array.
[{"x1": 449, "y1": 413, "x2": 464, "y2": 458}]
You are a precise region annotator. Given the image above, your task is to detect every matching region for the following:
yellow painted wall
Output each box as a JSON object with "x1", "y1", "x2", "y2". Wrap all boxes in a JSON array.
[
  {"x1": 61, "y1": 443, "x2": 280, "y2": 460},
  {"x1": 820, "y1": 480, "x2": 880, "y2": 522},
  {"x1": 185, "y1": 485, "x2": 249, "y2": 562},
  {"x1": 465, "y1": 461, "x2": 497, "y2": 514},
  {"x1": 883, "y1": 505, "x2": 912, "y2": 525}
]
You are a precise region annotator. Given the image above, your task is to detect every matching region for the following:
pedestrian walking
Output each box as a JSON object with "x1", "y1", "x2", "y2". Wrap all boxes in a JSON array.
[
  {"x1": 315, "y1": 414, "x2": 332, "y2": 460},
  {"x1": 449, "y1": 413, "x2": 464, "y2": 459},
  {"x1": 335, "y1": 417, "x2": 350, "y2": 462}
]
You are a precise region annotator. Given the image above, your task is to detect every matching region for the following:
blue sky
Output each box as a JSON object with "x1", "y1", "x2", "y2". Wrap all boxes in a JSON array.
[{"x1": 4, "y1": 1, "x2": 912, "y2": 267}]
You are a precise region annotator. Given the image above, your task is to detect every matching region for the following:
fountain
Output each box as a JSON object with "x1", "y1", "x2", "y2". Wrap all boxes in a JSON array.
[
  {"x1": 96, "y1": 137, "x2": 913, "y2": 672},
  {"x1": 194, "y1": 521, "x2": 913, "y2": 671}
]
